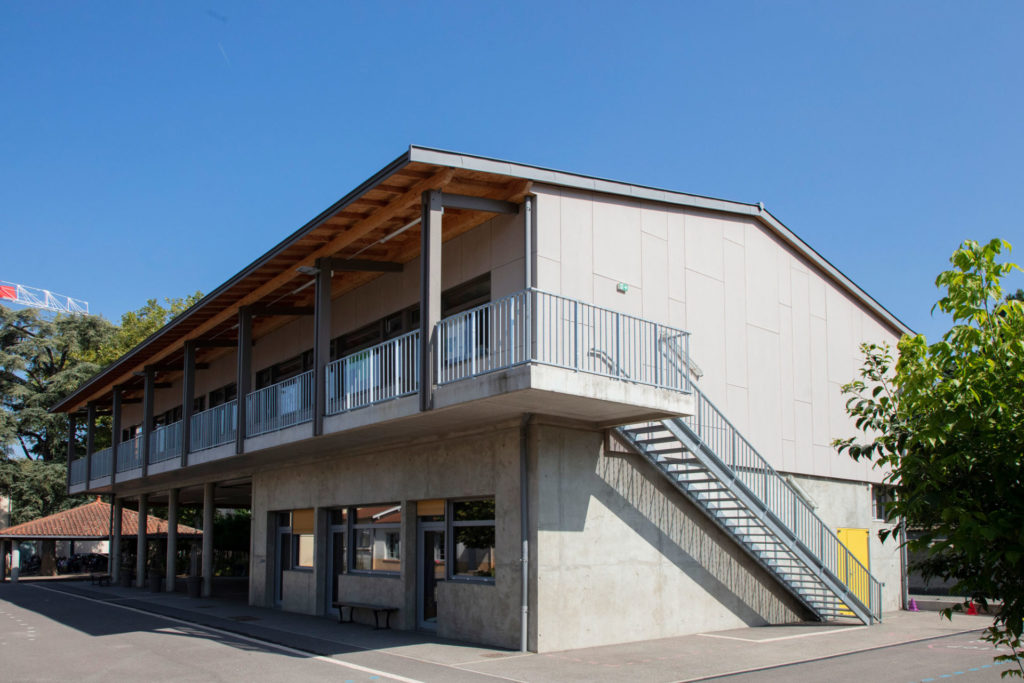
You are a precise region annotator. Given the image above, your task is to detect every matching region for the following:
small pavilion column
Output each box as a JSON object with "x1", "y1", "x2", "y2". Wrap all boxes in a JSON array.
[
  {"x1": 419, "y1": 189, "x2": 443, "y2": 411},
  {"x1": 135, "y1": 494, "x2": 148, "y2": 588},
  {"x1": 110, "y1": 496, "x2": 123, "y2": 584},
  {"x1": 201, "y1": 482, "x2": 215, "y2": 598},
  {"x1": 166, "y1": 488, "x2": 179, "y2": 592}
]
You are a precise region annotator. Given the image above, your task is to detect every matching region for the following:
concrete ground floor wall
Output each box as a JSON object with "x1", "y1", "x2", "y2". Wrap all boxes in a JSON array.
[{"x1": 242, "y1": 417, "x2": 902, "y2": 653}]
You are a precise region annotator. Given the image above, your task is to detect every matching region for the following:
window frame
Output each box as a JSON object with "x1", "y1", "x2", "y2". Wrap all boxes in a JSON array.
[
  {"x1": 348, "y1": 503, "x2": 402, "y2": 577},
  {"x1": 446, "y1": 497, "x2": 496, "y2": 584}
]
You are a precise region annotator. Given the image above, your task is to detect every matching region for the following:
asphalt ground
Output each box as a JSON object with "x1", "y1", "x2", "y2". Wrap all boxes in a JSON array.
[{"x1": 1, "y1": 580, "x2": 1015, "y2": 682}]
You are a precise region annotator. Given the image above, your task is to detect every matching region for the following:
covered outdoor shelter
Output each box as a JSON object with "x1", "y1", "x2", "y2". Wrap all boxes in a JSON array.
[{"x1": 0, "y1": 497, "x2": 201, "y2": 584}]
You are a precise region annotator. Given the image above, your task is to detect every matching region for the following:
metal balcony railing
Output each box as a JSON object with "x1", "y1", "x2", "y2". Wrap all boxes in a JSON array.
[
  {"x1": 90, "y1": 447, "x2": 113, "y2": 479},
  {"x1": 69, "y1": 458, "x2": 87, "y2": 485},
  {"x1": 149, "y1": 421, "x2": 182, "y2": 464},
  {"x1": 245, "y1": 370, "x2": 314, "y2": 437},
  {"x1": 191, "y1": 400, "x2": 237, "y2": 452},
  {"x1": 436, "y1": 289, "x2": 692, "y2": 392},
  {"x1": 116, "y1": 434, "x2": 143, "y2": 473},
  {"x1": 325, "y1": 330, "x2": 419, "y2": 416}
]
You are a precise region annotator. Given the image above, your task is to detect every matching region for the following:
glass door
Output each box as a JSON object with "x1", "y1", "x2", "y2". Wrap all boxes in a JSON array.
[{"x1": 417, "y1": 520, "x2": 445, "y2": 630}]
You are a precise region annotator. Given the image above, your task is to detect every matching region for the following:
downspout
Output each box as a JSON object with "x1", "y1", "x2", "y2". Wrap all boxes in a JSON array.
[{"x1": 520, "y1": 412, "x2": 532, "y2": 653}]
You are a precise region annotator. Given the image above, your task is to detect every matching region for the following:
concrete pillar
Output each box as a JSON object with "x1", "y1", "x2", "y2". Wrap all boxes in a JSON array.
[
  {"x1": 111, "y1": 497, "x2": 123, "y2": 583},
  {"x1": 419, "y1": 189, "x2": 443, "y2": 411},
  {"x1": 135, "y1": 494, "x2": 148, "y2": 588},
  {"x1": 10, "y1": 544, "x2": 19, "y2": 583},
  {"x1": 202, "y1": 482, "x2": 215, "y2": 597},
  {"x1": 166, "y1": 488, "x2": 179, "y2": 592}
]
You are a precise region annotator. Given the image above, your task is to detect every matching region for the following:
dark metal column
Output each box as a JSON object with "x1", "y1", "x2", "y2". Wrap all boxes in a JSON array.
[
  {"x1": 236, "y1": 308, "x2": 252, "y2": 454},
  {"x1": 111, "y1": 386, "x2": 122, "y2": 485},
  {"x1": 419, "y1": 189, "x2": 443, "y2": 411},
  {"x1": 65, "y1": 414, "x2": 76, "y2": 492},
  {"x1": 141, "y1": 366, "x2": 155, "y2": 477},
  {"x1": 181, "y1": 341, "x2": 196, "y2": 466},
  {"x1": 201, "y1": 482, "x2": 215, "y2": 598},
  {"x1": 85, "y1": 401, "x2": 97, "y2": 486},
  {"x1": 313, "y1": 259, "x2": 332, "y2": 436}
]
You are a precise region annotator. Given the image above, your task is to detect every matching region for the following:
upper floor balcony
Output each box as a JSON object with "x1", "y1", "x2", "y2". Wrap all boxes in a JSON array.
[{"x1": 68, "y1": 288, "x2": 693, "y2": 493}]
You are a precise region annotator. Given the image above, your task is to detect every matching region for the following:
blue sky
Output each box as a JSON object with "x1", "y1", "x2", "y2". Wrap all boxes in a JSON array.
[{"x1": 1, "y1": 2, "x2": 1021, "y2": 342}]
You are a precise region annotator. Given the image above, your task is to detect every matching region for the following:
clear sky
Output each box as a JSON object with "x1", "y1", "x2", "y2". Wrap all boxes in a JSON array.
[{"x1": 1, "y1": 2, "x2": 1021, "y2": 342}]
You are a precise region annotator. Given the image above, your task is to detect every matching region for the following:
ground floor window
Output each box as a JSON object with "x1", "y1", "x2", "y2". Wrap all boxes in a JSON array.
[
  {"x1": 291, "y1": 508, "x2": 315, "y2": 569},
  {"x1": 449, "y1": 498, "x2": 495, "y2": 580},
  {"x1": 351, "y1": 504, "x2": 401, "y2": 574}
]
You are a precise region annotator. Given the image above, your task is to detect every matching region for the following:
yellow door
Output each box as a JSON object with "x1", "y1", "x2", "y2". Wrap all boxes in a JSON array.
[{"x1": 836, "y1": 528, "x2": 870, "y2": 615}]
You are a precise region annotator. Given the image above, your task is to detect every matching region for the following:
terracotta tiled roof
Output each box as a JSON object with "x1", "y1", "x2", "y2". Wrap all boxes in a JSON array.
[{"x1": 0, "y1": 497, "x2": 202, "y2": 540}]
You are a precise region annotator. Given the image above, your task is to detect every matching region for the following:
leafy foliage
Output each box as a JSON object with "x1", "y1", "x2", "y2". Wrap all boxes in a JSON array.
[
  {"x1": 0, "y1": 459, "x2": 87, "y2": 525},
  {"x1": 0, "y1": 306, "x2": 116, "y2": 462},
  {"x1": 835, "y1": 239, "x2": 1024, "y2": 676}
]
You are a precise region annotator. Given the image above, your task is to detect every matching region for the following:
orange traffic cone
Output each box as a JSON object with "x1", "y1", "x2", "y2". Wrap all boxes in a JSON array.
[
  {"x1": 966, "y1": 601, "x2": 978, "y2": 615},
  {"x1": 908, "y1": 599, "x2": 919, "y2": 612}
]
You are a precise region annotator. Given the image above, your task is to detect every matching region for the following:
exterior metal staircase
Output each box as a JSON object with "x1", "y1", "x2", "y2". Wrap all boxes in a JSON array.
[{"x1": 616, "y1": 386, "x2": 883, "y2": 625}]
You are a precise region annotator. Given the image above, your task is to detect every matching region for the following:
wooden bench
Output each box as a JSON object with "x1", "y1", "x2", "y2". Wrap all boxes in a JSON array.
[
  {"x1": 90, "y1": 572, "x2": 111, "y2": 587},
  {"x1": 332, "y1": 601, "x2": 399, "y2": 630}
]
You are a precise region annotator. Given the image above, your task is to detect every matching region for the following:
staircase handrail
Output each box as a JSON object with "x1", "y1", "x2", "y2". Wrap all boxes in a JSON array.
[{"x1": 677, "y1": 385, "x2": 882, "y2": 620}]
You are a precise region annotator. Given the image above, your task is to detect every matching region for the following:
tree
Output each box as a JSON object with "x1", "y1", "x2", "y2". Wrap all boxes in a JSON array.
[
  {"x1": 93, "y1": 292, "x2": 203, "y2": 367},
  {"x1": 1, "y1": 292, "x2": 202, "y2": 526},
  {"x1": 0, "y1": 306, "x2": 116, "y2": 461},
  {"x1": 835, "y1": 238, "x2": 1024, "y2": 676}
]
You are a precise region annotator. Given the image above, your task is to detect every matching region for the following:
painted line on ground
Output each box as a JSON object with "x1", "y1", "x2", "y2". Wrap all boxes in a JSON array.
[
  {"x1": 697, "y1": 626, "x2": 868, "y2": 643},
  {"x1": 29, "y1": 584, "x2": 424, "y2": 683}
]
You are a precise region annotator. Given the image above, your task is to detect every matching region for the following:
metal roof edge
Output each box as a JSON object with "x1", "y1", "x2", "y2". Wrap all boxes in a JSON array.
[
  {"x1": 409, "y1": 145, "x2": 914, "y2": 337},
  {"x1": 51, "y1": 148, "x2": 414, "y2": 413}
]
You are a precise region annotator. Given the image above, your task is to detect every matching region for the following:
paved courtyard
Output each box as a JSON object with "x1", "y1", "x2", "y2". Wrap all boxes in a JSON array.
[{"x1": 0, "y1": 580, "x2": 1015, "y2": 682}]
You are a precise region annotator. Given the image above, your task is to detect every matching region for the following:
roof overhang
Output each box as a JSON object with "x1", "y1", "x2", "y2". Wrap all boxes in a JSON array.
[{"x1": 52, "y1": 145, "x2": 912, "y2": 414}]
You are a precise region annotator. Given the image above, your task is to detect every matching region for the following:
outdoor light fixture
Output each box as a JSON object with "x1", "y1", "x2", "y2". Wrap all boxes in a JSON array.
[{"x1": 295, "y1": 265, "x2": 320, "y2": 276}]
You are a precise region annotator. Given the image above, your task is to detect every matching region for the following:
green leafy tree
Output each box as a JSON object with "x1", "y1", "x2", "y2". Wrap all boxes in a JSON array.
[
  {"x1": 94, "y1": 292, "x2": 203, "y2": 367},
  {"x1": 0, "y1": 306, "x2": 116, "y2": 461},
  {"x1": 835, "y1": 238, "x2": 1024, "y2": 676},
  {"x1": 0, "y1": 458, "x2": 84, "y2": 525}
]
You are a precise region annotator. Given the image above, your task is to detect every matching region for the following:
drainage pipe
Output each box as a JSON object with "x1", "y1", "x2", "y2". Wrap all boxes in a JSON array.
[{"x1": 520, "y1": 413, "x2": 533, "y2": 653}]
